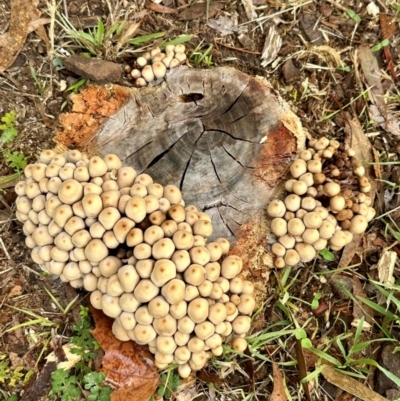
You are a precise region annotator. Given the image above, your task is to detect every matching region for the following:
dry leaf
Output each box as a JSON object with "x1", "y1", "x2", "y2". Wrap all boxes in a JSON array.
[
  {"x1": 0, "y1": 0, "x2": 49, "y2": 72},
  {"x1": 321, "y1": 365, "x2": 388, "y2": 401},
  {"x1": 357, "y1": 45, "x2": 400, "y2": 135},
  {"x1": 116, "y1": 21, "x2": 141, "y2": 49},
  {"x1": 90, "y1": 307, "x2": 159, "y2": 401},
  {"x1": 339, "y1": 114, "x2": 376, "y2": 268},
  {"x1": 352, "y1": 275, "x2": 373, "y2": 324},
  {"x1": 271, "y1": 363, "x2": 287, "y2": 401},
  {"x1": 207, "y1": 16, "x2": 238, "y2": 36},
  {"x1": 380, "y1": 14, "x2": 396, "y2": 40}
]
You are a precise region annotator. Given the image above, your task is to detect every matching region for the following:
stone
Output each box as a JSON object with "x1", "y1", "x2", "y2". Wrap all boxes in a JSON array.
[{"x1": 63, "y1": 55, "x2": 122, "y2": 84}]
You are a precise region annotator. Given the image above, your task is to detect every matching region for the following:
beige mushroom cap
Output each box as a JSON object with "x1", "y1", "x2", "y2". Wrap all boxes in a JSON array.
[
  {"x1": 84, "y1": 239, "x2": 109, "y2": 262},
  {"x1": 153, "y1": 313, "x2": 177, "y2": 336},
  {"x1": 58, "y1": 179, "x2": 83, "y2": 205},
  {"x1": 189, "y1": 246, "x2": 211, "y2": 266},
  {"x1": 329, "y1": 231, "x2": 347, "y2": 248},
  {"x1": 219, "y1": 255, "x2": 242, "y2": 279},
  {"x1": 98, "y1": 207, "x2": 121, "y2": 230},
  {"x1": 119, "y1": 293, "x2": 140, "y2": 313},
  {"x1": 148, "y1": 296, "x2": 170, "y2": 318},
  {"x1": 349, "y1": 215, "x2": 368, "y2": 235},
  {"x1": 188, "y1": 298, "x2": 209, "y2": 323},
  {"x1": 125, "y1": 196, "x2": 147, "y2": 223},
  {"x1": 172, "y1": 230, "x2": 194, "y2": 250},
  {"x1": 194, "y1": 321, "x2": 215, "y2": 340},
  {"x1": 161, "y1": 278, "x2": 186, "y2": 304},
  {"x1": 132, "y1": 324, "x2": 157, "y2": 344},
  {"x1": 232, "y1": 337, "x2": 248, "y2": 353},
  {"x1": 290, "y1": 159, "x2": 307, "y2": 178},
  {"x1": 193, "y1": 219, "x2": 213, "y2": 238},
  {"x1": 267, "y1": 199, "x2": 286, "y2": 218},
  {"x1": 151, "y1": 259, "x2": 177, "y2": 287},
  {"x1": 101, "y1": 294, "x2": 122, "y2": 318},
  {"x1": 209, "y1": 303, "x2": 227, "y2": 325},
  {"x1": 152, "y1": 238, "x2": 176, "y2": 259},
  {"x1": 232, "y1": 315, "x2": 251, "y2": 335},
  {"x1": 118, "y1": 265, "x2": 140, "y2": 292},
  {"x1": 284, "y1": 249, "x2": 300, "y2": 266},
  {"x1": 134, "y1": 279, "x2": 159, "y2": 303},
  {"x1": 287, "y1": 218, "x2": 306, "y2": 236}
]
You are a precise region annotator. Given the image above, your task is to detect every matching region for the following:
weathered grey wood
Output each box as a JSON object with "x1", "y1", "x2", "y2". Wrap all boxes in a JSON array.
[{"x1": 84, "y1": 67, "x2": 304, "y2": 244}]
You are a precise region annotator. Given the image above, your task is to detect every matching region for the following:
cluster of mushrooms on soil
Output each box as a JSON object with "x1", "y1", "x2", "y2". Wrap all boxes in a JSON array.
[
  {"x1": 124, "y1": 44, "x2": 187, "y2": 87},
  {"x1": 14, "y1": 149, "x2": 255, "y2": 378},
  {"x1": 268, "y1": 137, "x2": 376, "y2": 268}
]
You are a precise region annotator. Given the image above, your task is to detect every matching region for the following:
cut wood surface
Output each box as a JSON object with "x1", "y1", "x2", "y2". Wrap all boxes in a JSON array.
[{"x1": 57, "y1": 66, "x2": 304, "y2": 277}]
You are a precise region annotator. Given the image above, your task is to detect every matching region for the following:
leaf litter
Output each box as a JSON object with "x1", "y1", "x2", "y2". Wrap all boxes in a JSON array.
[{"x1": 90, "y1": 306, "x2": 159, "y2": 401}]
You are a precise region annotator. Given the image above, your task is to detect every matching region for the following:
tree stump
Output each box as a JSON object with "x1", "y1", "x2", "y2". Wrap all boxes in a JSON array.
[{"x1": 56, "y1": 66, "x2": 305, "y2": 276}]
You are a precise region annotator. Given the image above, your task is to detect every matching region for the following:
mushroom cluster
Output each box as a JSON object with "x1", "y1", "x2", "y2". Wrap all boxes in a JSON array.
[
  {"x1": 125, "y1": 44, "x2": 187, "y2": 87},
  {"x1": 267, "y1": 137, "x2": 376, "y2": 268},
  {"x1": 14, "y1": 149, "x2": 255, "y2": 378}
]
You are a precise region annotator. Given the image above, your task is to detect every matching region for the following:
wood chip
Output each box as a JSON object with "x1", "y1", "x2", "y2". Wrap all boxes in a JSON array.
[
  {"x1": 377, "y1": 249, "x2": 397, "y2": 286},
  {"x1": 260, "y1": 24, "x2": 282, "y2": 67},
  {"x1": 144, "y1": 0, "x2": 177, "y2": 14},
  {"x1": 271, "y1": 363, "x2": 287, "y2": 401}
]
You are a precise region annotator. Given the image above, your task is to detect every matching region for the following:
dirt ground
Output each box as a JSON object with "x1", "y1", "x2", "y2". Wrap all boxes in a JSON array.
[{"x1": 0, "y1": 0, "x2": 400, "y2": 400}]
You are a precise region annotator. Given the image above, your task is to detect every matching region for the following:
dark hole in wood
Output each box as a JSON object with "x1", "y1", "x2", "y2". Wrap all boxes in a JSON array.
[{"x1": 177, "y1": 93, "x2": 204, "y2": 103}]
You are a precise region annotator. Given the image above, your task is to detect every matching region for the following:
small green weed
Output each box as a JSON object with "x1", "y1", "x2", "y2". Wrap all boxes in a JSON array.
[
  {"x1": 319, "y1": 248, "x2": 335, "y2": 261},
  {"x1": 0, "y1": 111, "x2": 18, "y2": 144},
  {"x1": 153, "y1": 366, "x2": 180, "y2": 400},
  {"x1": 49, "y1": 306, "x2": 112, "y2": 401},
  {"x1": 0, "y1": 354, "x2": 34, "y2": 390},
  {"x1": 346, "y1": 9, "x2": 361, "y2": 23},
  {"x1": 3, "y1": 149, "x2": 28, "y2": 172},
  {"x1": 66, "y1": 78, "x2": 88, "y2": 94},
  {"x1": 311, "y1": 292, "x2": 323, "y2": 310},
  {"x1": 30, "y1": 67, "x2": 48, "y2": 96},
  {"x1": 336, "y1": 65, "x2": 351, "y2": 72},
  {"x1": 190, "y1": 41, "x2": 213, "y2": 68},
  {"x1": 371, "y1": 39, "x2": 390, "y2": 52}
]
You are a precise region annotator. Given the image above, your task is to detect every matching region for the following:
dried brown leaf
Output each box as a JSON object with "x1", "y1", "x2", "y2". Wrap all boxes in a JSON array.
[
  {"x1": 271, "y1": 363, "x2": 287, "y2": 401},
  {"x1": 90, "y1": 307, "x2": 159, "y2": 401},
  {"x1": 321, "y1": 365, "x2": 388, "y2": 401},
  {"x1": 380, "y1": 14, "x2": 396, "y2": 40},
  {"x1": 339, "y1": 114, "x2": 376, "y2": 267},
  {"x1": 0, "y1": 0, "x2": 35, "y2": 73},
  {"x1": 352, "y1": 275, "x2": 373, "y2": 324},
  {"x1": 357, "y1": 45, "x2": 400, "y2": 134}
]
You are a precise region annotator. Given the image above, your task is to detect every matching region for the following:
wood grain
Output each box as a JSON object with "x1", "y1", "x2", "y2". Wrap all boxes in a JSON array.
[{"x1": 76, "y1": 67, "x2": 305, "y2": 277}]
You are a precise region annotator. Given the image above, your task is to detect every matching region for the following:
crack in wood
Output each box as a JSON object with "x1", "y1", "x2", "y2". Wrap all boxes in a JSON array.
[{"x1": 87, "y1": 67, "x2": 303, "y2": 244}]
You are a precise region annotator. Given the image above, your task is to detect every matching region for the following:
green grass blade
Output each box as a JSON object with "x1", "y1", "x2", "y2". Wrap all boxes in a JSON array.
[
  {"x1": 357, "y1": 297, "x2": 397, "y2": 320},
  {"x1": 160, "y1": 35, "x2": 192, "y2": 49},
  {"x1": 129, "y1": 32, "x2": 166, "y2": 46}
]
